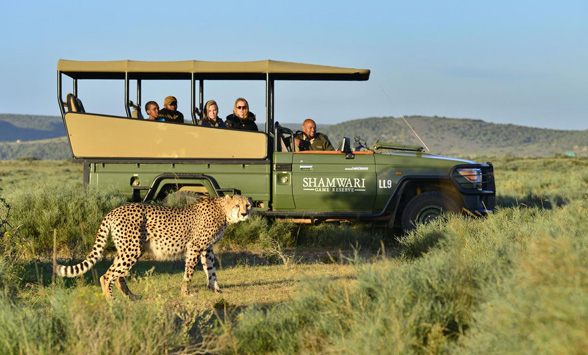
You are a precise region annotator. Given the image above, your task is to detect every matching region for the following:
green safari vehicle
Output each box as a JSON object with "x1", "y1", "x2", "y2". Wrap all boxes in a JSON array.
[{"x1": 57, "y1": 59, "x2": 495, "y2": 231}]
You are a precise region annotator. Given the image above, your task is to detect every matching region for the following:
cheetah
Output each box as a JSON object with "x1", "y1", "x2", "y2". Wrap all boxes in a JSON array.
[{"x1": 55, "y1": 194, "x2": 252, "y2": 299}]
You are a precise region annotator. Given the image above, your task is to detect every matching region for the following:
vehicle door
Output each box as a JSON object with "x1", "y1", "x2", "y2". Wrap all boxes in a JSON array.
[{"x1": 290, "y1": 151, "x2": 377, "y2": 212}]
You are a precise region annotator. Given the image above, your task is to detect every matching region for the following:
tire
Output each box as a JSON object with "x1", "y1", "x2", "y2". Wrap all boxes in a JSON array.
[
  {"x1": 401, "y1": 191, "x2": 461, "y2": 232},
  {"x1": 162, "y1": 190, "x2": 202, "y2": 206}
]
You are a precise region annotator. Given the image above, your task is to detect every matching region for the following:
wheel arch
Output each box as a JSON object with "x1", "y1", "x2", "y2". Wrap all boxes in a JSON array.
[
  {"x1": 141, "y1": 173, "x2": 235, "y2": 202},
  {"x1": 385, "y1": 176, "x2": 465, "y2": 227}
]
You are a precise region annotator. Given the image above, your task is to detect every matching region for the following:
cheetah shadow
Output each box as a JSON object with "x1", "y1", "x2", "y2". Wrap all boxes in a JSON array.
[{"x1": 25, "y1": 250, "x2": 356, "y2": 289}]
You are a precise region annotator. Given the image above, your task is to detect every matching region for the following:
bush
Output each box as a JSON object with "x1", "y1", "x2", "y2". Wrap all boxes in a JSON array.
[
  {"x1": 0, "y1": 255, "x2": 24, "y2": 298},
  {"x1": 7, "y1": 184, "x2": 126, "y2": 258}
]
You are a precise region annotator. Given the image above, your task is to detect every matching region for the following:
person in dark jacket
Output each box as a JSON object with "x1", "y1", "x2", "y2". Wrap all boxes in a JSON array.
[
  {"x1": 158, "y1": 95, "x2": 184, "y2": 124},
  {"x1": 225, "y1": 98, "x2": 258, "y2": 131},
  {"x1": 198, "y1": 100, "x2": 226, "y2": 128},
  {"x1": 294, "y1": 118, "x2": 335, "y2": 151}
]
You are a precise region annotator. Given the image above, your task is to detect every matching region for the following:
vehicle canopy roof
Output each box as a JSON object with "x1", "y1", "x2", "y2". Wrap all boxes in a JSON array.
[{"x1": 57, "y1": 59, "x2": 371, "y2": 81}]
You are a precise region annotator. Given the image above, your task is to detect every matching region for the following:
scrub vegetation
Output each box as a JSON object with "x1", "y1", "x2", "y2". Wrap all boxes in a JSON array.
[{"x1": 0, "y1": 156, "x2": 587, "y2": 354}]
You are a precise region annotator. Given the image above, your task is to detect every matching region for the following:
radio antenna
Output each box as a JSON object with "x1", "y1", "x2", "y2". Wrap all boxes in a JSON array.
[{"x1": 379, "y1": 85, "x2": 430, "y2": 152}]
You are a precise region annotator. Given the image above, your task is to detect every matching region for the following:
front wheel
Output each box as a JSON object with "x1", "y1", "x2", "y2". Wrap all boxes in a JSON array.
[{"x1": 401, "y1": 191, "x2": 461, "y2": 232}]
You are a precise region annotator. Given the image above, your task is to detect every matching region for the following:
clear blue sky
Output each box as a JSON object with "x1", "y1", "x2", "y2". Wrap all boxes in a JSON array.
[{"x1": 1, "y1": 0, "x2": 586, "y2": 130}]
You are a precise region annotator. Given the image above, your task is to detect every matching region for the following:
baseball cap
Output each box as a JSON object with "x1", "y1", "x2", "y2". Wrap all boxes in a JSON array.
[{"x1": 164, "y1": 96, "x2": 177, "y2": 106}]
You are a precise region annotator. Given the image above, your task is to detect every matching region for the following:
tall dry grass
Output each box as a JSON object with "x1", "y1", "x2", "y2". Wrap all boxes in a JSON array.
[
  {"x1": 211, "y1": 200, "x2": 588, "y2": 354},
  {"x1": 0, "y1": 286, "x2": 214, "y2": 354}
]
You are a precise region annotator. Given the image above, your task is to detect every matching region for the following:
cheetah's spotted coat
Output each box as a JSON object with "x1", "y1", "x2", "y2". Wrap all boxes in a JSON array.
[{"x1": 55, "y1": 195, "x2": 252, "y2": 299}]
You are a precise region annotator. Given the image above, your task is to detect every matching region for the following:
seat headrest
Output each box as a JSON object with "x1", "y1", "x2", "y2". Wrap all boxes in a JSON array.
[
  {"x1": 76, "y1": 97, "x2": 85, "y2": 113},
  {"x1": 66, "y1": 93, "x2": 78, "y2": 112},
  {"x1": 66, "y1": 93, "x2": 85, "y2": 113}
]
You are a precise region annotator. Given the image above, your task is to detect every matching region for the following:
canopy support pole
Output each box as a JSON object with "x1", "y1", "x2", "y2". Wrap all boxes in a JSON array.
[
  {"x1": 124, "y1": 73, "x2": 131, "y2": 118},
  {"x1": 190, "y1": 73, "x2": 197, "y2": 124}
]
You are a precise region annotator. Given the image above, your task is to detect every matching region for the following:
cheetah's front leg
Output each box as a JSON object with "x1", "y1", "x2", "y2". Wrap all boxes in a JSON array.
[{"x1": 201, "y1": 248, "x2": 222, "y2": 293}]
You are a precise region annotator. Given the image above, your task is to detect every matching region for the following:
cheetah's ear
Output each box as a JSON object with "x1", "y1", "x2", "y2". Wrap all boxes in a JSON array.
[{"x1": 224, "y1": 195, "x2": 234, "y2": 201}]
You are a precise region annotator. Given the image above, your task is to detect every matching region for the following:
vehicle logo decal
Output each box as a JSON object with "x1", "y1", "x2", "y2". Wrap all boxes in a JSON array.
[{"x1": 302, "y1": 177, "x2": 366, "y2": 192}]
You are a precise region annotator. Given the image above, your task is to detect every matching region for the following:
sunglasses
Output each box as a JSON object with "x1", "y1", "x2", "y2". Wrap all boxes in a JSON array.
[{"x1": 236, "y1": 105, "x2": 247, "y2": 109}]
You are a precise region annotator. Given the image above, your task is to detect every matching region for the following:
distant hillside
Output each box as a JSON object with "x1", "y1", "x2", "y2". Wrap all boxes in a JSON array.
[
  {"x1": 0, "y1": 137, "x2": 72, "y2": 160},
  {"x1": 0, "y1": 114, "x2": 65, "y2": 142},
  {"x1": 320, "y1": 116, "x2": 588, "y2": 157},
  {"x1": 0, "y1": 114, "x2": 586, "y2": 159}
]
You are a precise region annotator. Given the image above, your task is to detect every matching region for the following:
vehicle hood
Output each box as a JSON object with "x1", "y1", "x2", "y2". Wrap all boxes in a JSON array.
[{"x1": 377, "y1": 151, "x2": 476, "y2": 164}]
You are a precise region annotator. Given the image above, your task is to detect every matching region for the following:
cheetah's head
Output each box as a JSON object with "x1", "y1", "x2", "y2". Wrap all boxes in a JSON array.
[{"x1": 224, "y1": 195, "x2": 253, "y2": 224}]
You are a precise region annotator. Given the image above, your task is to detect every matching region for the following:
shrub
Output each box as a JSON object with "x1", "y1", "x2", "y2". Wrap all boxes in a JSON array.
[
  {"x1": 0, "y1": 255, "x2": 24, "y2": 298},
  {"x1": 7, "y1": 184, "x2": 126, "y2": 258}
]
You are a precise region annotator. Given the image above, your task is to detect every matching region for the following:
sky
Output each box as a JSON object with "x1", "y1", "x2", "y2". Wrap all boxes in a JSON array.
[{"x1": 0, "y1": 0, "x2": 586, "y2": 130}]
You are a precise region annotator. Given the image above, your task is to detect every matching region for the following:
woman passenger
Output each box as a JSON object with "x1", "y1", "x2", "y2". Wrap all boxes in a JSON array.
[
  {"x1": 225, "y1": 98, "x2": 258, "y2": 131},
  {"x1": 198, "y1": 100, "x2": 226, "y2": 128}
]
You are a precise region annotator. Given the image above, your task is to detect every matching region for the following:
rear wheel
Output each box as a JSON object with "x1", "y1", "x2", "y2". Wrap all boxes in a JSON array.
[{"x1": 401, "y1": 191, "x2": 461, "y2": 232}]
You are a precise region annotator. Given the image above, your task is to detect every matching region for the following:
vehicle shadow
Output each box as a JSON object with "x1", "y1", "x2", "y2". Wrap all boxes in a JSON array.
[{"x1": 496, "y1": 194, "x2": 569, "y2": 209}]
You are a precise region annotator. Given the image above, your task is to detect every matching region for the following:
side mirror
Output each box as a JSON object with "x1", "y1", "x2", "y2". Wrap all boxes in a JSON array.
[{"x1": 341, "y1": 137, "x2": 355, "y2": 159}]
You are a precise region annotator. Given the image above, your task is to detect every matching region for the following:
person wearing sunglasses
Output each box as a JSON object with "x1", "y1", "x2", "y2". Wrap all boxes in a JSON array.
[
  {"x1": 294, "y1": 118, "x2": 334, "y2": 151},
  {"x1": 158, "y1": 95, "x2": 184, "y2": 124},
  {"x1": 225, "y1": 98, "x2": 258, "y2": 131}
]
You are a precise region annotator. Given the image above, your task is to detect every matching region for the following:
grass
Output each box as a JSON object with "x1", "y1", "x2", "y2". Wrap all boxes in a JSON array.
[
  {"x1": 212, "y1": 199, "x2": 588, "y2": 354},
  {"x1": 0, "y1": 159, "x2": 82, "y2": 192},
  {"x1": 1, "y1": 258, "x2": 358, "y2": 354},
  {"x1": 0, "y1": 156, "x2": 587, "y2": 354},
  {"x1": 493, "y1": 156, "x2": 588, "y2": 208}
]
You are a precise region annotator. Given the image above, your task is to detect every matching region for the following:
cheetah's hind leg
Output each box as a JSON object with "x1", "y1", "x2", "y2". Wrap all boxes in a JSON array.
[
  {"x1": 201, "y1": 248, "x2": 222, "y2": 293},
  {"x1": 100, "y1": 274, "x2": 113, "y2": 299},
  {"x1": 181, "y1": 248, "x2": 201, "y2": 296},
  {"x1": 115, "y1": 277, "x2": 138, "y2": 301},
  {"x1": 100, "y1": 254, "x2": 139, "y2": 300}
]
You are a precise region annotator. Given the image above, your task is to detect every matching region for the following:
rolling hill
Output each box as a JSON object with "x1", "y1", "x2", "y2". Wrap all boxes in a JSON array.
[
  {"x1": 0, "y1": 114, "x2": 65, "y2": 142},
  {"x1": 0, "y1": 114, "x2": 586, "y2": 159},
  {"x1": 0, "y1": 137, "x2": 72, "y2": 160},
  {"x1": 320, "y1": 116, "x2": 588, "y2": 157}
]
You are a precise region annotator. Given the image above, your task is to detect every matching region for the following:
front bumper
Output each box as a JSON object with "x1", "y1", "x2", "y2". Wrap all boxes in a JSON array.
[{"x1": 450, "y1": 163, "x2": 496, "y2": 215}]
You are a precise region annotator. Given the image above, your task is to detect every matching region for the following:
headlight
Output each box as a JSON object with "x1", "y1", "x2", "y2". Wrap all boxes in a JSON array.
[{"x1": 457, "y1": 168, "x2": 482, "y2": 187}]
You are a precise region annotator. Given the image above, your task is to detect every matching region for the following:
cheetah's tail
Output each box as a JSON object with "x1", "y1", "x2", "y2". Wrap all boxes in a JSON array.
[{"x1": 55, "y1": 222, "x2": 110, "y2": 278}]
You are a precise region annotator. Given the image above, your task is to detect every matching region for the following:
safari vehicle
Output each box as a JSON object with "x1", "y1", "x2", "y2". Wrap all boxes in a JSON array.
[{"x1": 57, "y1": 59, "x2": 495, "y2": 231}]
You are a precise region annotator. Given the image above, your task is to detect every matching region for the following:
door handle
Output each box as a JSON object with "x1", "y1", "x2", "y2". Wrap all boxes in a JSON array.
[{"x1": 300, "y1": 165, "x2": 314, "y2": 170}]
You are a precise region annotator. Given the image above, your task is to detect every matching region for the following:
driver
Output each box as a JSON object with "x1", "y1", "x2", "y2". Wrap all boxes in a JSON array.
[{"x1": 294, "y1": 118, "x2": 334, "y2": 151}]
